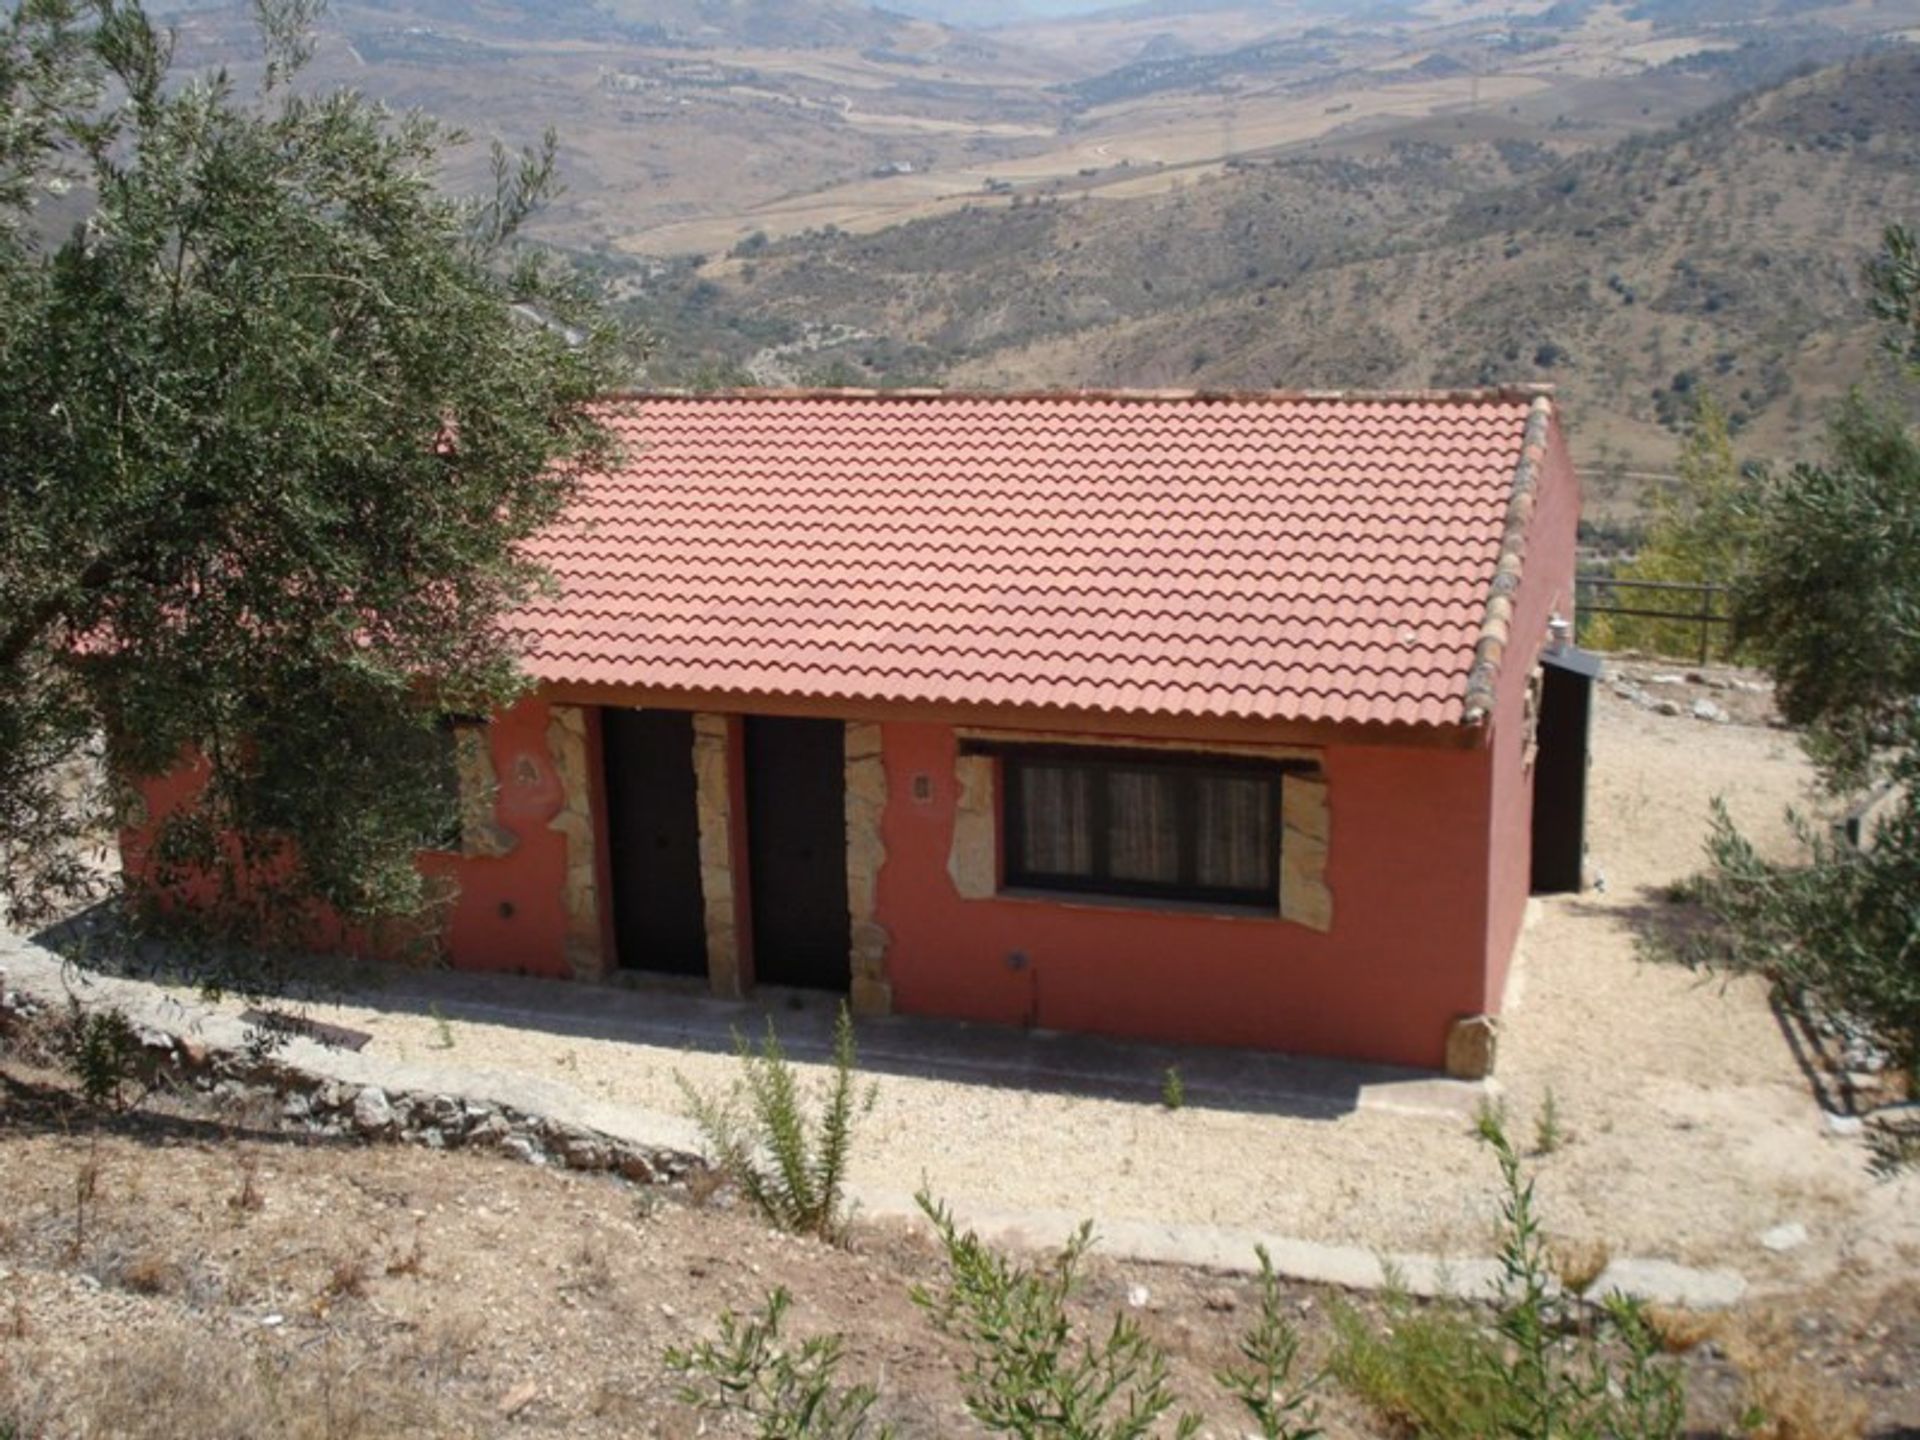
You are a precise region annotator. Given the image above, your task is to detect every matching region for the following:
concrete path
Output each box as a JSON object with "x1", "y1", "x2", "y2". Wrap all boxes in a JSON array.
[
  {"x1": 173, "y1": 953, "x2": 1489, "y2": 1123},
  {"x1": 0, "y1": 927, "x2": 1748, "y2": 1310}
]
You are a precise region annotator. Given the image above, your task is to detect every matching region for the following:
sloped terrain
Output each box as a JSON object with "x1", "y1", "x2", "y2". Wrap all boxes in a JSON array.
[{"x1": 682, "y1": 49, "x2": 1920, "y2": 475}]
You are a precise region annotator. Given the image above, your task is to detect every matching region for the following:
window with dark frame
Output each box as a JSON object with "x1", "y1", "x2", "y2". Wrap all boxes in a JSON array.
[{"x1": 1000, "y1": 748, "x2": 1288, "y2": 910}]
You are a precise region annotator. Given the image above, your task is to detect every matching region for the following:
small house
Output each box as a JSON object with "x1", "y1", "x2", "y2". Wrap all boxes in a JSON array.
[{"x1": 145, "y1": 389, "x2": 1591, "y2": 1072}]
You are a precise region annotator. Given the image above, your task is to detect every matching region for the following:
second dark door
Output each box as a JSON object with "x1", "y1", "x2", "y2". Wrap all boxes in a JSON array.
[
  {"x1": 1531, "y1": 647, "x2": 1603, "y2": 895},
  {"x1": 745, "y1": 716, "x2": 851, "y2": 991},
  {"x1": 602, "y1": 709, "x2": 708, "y2": 977}
]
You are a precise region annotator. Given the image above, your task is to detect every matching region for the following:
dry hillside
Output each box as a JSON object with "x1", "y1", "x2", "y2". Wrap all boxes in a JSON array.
[{"x1": 681, "y1": 48, "x2": 1920, "y2": 476}]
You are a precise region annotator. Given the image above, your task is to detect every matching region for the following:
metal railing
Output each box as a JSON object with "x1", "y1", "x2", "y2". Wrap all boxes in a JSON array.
[{"x1": 1576, "y1": 575, "x2": 1729, "y2": 664}]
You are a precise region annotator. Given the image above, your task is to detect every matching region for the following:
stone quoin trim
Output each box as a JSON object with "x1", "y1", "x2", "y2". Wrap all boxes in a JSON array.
[
  {"x1": 1462, "y1": 391, "x2": 1555, "y2": 726},
  {"x1": 845, "y1": 722, "x2": 892, "y2": 1016},
  {"x1": 692, "y1": 713, "x2": 743, "y2": 998},
  {"x1": 544, "y1": 706, "x2": 607, "y2": 981}
]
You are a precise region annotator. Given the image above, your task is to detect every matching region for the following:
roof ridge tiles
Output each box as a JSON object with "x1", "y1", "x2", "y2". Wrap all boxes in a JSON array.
[{"x1": 598, "y1": 385, "x2": 1554, "y2": 406}]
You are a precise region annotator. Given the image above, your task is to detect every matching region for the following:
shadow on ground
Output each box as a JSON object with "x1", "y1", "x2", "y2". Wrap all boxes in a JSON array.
[{"x1": 29, "y1": 907, "x2": 1476, "y2": 1125}]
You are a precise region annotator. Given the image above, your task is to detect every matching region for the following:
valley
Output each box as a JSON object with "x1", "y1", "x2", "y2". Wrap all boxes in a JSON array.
[{"x1": 156, "y1": 0, "x2": 1920, "y2": 481}]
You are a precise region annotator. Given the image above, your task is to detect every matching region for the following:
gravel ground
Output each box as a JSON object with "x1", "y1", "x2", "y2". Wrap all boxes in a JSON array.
[{"x1": 158, "y1": 686, "x2": 1920, "y2": 1286}]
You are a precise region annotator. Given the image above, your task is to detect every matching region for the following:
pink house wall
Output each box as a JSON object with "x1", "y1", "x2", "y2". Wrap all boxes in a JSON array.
[
  {"x1": 871, "y1": 722, "x2": 1496, "y2": 1069},
  {"x1": 124, "y1": 696, "x2": 580, "y2": 980},
  {"x1": 1479, "y1": 423, "x2": 1583, "y2": 1014}
]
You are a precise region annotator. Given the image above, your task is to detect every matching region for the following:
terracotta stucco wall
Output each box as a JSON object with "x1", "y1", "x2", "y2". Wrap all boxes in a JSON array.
[
  {"x1": 424, "y1": 697, "x2": 587, "y2": 980},
  {"x1": 124, "y1": 695, "x2": 597, "y2": 980},
  {"x1": 1480, "y1": 420, "x2": 1583, "y2": 1014},
  {"x1": 872, "y1": 722, "x2": 1494, "y2": 1069}
]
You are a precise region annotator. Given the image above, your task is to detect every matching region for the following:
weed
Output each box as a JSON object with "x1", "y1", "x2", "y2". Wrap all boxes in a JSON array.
[
  {"x1": 1159, "y1": 1067, "x2": 1185, "y2": 1111},
  {"x1": 116, "y1": 1250, "x2": 182, "y2": 1297},
  {"x1": 666, "y1": 1286, "x2": 891, "y2": 1439},
  {"x1": 568, "y1": 1232, "x2": 616, "y2": 1297},
  {"x1": 1327, "y1": 1290, "x2": 1512, "y2": 1440},
  {"x1": 1216, "y1": 1245, "x2": 1322, "y2": 1440},
  {"x1": 428, "y1": 1003, "x2": 454, "y2": 1051},
  {"x1": 679, "y1": 1004, "x2": 876, "y2": 1240},
  {"x1": 385, "y1": 1220, "x2": 427, "y2": 1277},
  {"x1": 322, "y1": 1254, "x2": 369, "y2": 1301},
  {"x1": 1867, "y1": 1123, "x2": 1920, "y2": 1177},
  {"x1": 227, "y1": 1156, "x2": 264, "y2": 1214},
  {"x1": 51, "y1": 1319, "x2": 437, "y2": 1437},
  {"x1": 1332, "y1": 1116, "x2": 1686, "y2": 1440},
  {"x1": 1479, "y1": 1109, "x2": 1685, "y2": 1439},
  {"x1": 55, "y1": 1001, "x2": 148, "y2": 1113},
  {"x1": 1532, "y1": 1086, "x2": 1566, "y2": 1156},
  {"x1": 912, "y1": 1191, "x2": 1200, "y2": 1439},
  {"x1": 1474, "y1": 1093, "x2": 1509, "y2": 1138}
]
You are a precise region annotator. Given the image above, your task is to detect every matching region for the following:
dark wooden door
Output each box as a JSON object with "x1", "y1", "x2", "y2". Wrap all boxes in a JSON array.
[
  {"x1": 745, "y1": 717, "x2": 850, "y2": 991},
  {"x1": 1531, "y1": 648, "x2": 1602, "y2": 894},
  {"x1": 602, "y1": 709, "x2": 708, "y2": 976}
]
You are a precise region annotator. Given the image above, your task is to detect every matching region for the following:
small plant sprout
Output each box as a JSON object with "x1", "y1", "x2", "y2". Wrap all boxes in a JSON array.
[
  {"x1": 428, "y1": 1003, "x2": 455, "y2": 1050},
  {"x1": 1159, "y1": 1066, "x2": 1185, "y2": 1110},
  {"x1": 1532, "y1": 1086, "x2": 1565, "y2": 1156}
]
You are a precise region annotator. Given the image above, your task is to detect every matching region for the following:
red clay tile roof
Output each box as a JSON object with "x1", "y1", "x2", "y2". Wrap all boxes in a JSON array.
[{"x1": 511, "y1": 389, "x2": 1557, "y2": 729}]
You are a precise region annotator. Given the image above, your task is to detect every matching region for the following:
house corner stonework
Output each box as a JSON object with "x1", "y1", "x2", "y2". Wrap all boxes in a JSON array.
[
  {"x1": 544, "y1": 706, "x2": 607, "y2": 981},
  {"x1": 845, "y1": 721, "x2": 892, "y2": 1016}
]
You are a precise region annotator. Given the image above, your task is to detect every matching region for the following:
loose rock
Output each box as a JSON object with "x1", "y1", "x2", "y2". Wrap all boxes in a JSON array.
[
  {"x1": 352, "y1": 1086, "x2": 396, "y2": 1135},
  {"x1": 1760, "y1": 1221, "x2": 1809, "y2": 1253}
]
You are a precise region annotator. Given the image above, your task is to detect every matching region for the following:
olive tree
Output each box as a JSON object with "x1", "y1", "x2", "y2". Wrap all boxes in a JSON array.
[
  {"x1": 0, "y1": 0, "x2": 625, "y2": 959},
  {"x1": 1681, "y1": 223, "x2": 1920, "y2": 1069}
]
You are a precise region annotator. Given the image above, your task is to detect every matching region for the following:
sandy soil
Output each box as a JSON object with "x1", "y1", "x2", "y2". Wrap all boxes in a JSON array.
[{"x1": 260, "y1": 685, "x2": 1920, "y2": 1290}]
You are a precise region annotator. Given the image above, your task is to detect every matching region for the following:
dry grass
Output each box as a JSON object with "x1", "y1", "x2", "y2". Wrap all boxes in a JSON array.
[
  {"x1": 322, "y1": 1254, "x2": 369, "y2": 1302},
  {"x1": 115, "y1": 1248, "x2": 183, "y2": 1297},
  {"x1": 1549, "y1": 1237, "x2": 1612, "y2": 1295},
  {"x1": 71, "y1": 1324, "x2": 437, "y2": 1440},
  {"x1": 1643, "y1": 1304, "x2": 1722, "y2": 1354},
  {"x1": 1725, "y1": 1313, "x2": 1872, "y2": 1440},
  {"x1": 227, "y1": 1154, "x2": 264, "y2": 1213}
]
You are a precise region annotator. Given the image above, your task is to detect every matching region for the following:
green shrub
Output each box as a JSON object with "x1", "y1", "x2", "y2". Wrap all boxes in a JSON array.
[
  {"x1": 678, "y1": 1004, "x2": 876, "y2": 1239},
  {"x1": 1331, "y1": 1115, "x2": 1685, "y2": 1440},
  {"x1": 1328, "y1": 1288, "x2": 1513, "y2": 1440},
  {"x1": 912, "y1": 1192, "x2": 1200, "y2": 1439},
  {"x1": 665, "y1": 1286, "x2": 891, "y2": 1439},
  {"x1": 56, "y1": 1000, "x2": 148, "y2": 1112},
  {"x1": 1681, "y1": 788, "x2": 1920, "y2": 1071},
  {"x1": 1158, "y1": 1067, "x2": 1184, "y2": 1110}
]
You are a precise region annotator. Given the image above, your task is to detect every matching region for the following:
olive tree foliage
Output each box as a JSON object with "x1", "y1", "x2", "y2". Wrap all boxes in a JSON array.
[
  {"x1": 0, "y1": 0, "x2": 626, "y2": 957},
  {"x1": 1680, "y1": 222, "x2": 1920, "y2": 1068}
]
